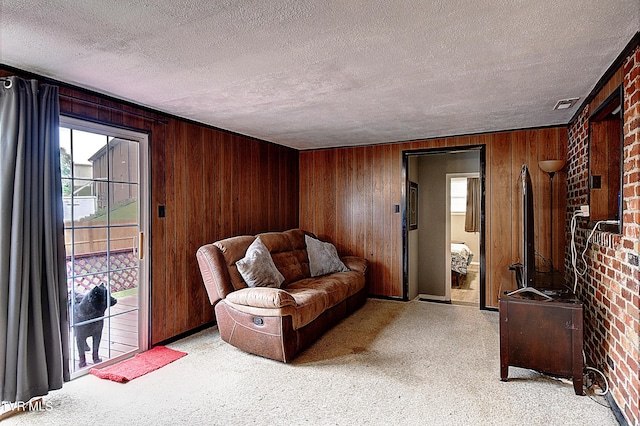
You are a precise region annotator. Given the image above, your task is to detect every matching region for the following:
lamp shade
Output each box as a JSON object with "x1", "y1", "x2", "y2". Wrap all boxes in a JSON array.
[{"x1": 538, "y1": 159, "x2": 565, "y2": 173}]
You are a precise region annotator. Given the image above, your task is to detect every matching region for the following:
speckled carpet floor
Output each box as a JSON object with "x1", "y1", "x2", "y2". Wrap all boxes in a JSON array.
[{"x1": 3, "y1": 299, "x2": 616, "y2": 425}]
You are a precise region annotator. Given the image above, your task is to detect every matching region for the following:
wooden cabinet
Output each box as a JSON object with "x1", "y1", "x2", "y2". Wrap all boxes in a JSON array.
[{"x1": 499, "y1": 276, "x2": 584, "y2": 395}]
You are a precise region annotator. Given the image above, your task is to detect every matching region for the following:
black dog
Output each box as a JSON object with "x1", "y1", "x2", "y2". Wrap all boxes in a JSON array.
[{"x1": 74, "y1": 283, "x2": 117, "y2": 368}]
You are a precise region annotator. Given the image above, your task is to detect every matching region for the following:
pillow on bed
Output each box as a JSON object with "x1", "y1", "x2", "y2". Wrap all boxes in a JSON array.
[
  {"x1": 305, "y1": 235, "x2": 349, "y2": 277},
  {"x1": 236, "y1": 237, "x2": 285, "y2": 288}
]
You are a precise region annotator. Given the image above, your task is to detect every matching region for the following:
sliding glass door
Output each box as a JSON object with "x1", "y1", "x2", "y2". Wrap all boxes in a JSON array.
[{"x1": 59, "y1": 117, "x2": 149, "y2": 377}]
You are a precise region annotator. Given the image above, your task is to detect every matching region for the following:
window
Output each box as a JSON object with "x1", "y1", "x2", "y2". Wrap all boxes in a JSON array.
[{"x1": 450, "y1": 178, "x2": 468, "y2": 213}]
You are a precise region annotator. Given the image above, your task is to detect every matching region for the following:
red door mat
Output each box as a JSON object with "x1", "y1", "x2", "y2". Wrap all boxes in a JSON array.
[{"x1": 90, "y1": 346, "x2": 187, "y2": 383}]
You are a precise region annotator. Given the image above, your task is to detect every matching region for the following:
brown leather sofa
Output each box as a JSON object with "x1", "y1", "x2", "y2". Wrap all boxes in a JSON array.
[{"x1": 196, "y1": 228, "x2": 368, "y2": 362}]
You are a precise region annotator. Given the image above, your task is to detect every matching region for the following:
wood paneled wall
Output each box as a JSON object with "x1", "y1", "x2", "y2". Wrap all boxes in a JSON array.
[
  {"x1": 2, "y1": 66, "x2": 568, "y2": 325},
  {"x1": 1, "y1": 67, "x2": 300, "y2": 344},
  {"x1": 299, "y1": 128, "x2": 568, "y2": 307},
  {"x1": 151, "y1": 120, "x2": 298, "y2": 343},
  {"x1": 589, "y1": 67, "x2": 624, "y2": 112}
]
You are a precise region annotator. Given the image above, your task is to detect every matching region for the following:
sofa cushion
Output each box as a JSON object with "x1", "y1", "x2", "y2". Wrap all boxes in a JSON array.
[
  {"x1": 341, "y1": 256, "x2": 369, "y2": 275},
  {"x1": 260, "y1": 229, "x2": 310, "y2": 285},
  {"x1": 227, "y1": 273, "x2": 365, "y2": 331},
  {"x1": 225, "y1": 287, "x2": 296, "y2": 309},
  {"x1": 285, "y1": 286, "x2": 329, "y2": 329},
  {"x1": 288, "y1": 270, "x2": 365, "y2": 297},
  {"x1": 335, "y1": 270, "x2": 367, "y2": 297},
  {"x1": 305, "y1": 235, "x2": 349, "y2": 277},
  {"x1": 214, "y1": 235, "x2": 255, "y2": 291},
  {"x1": 236, "y1": 237, "x2": 285, "y2": 288},
  {"x1": 286, "y1": 276, "x2": 349, "y2": 309}
]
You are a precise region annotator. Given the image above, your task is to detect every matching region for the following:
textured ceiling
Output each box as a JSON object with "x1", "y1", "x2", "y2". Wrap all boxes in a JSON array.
[{"x1": 1, "y1": 1, "x2": 638, "y2": 150}]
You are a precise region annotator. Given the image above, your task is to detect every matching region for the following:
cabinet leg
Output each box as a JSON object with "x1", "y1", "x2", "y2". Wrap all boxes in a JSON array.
[
  {"x1": 573, "y1": 375, "x2": 583, "y2": 395},
  {"x1": 500, "y1": 365, "x2": 508, "y2": 381}
]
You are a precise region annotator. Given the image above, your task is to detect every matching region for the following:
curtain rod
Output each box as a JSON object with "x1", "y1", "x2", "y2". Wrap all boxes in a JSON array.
[
  {"x1": 60, "y1": 93, "x2": 168, "y2": 125},
  {"x1": 1, "y1": 77, "x2": 167, "y2": 124},
  {"x1": 1, "y1": 77, "x2": 13, "y2": 89}
]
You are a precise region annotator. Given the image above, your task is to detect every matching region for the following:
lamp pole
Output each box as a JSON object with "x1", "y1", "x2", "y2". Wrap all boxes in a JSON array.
[{"x1": 538, "y1": 160, "x2": 565, "y2": 272}]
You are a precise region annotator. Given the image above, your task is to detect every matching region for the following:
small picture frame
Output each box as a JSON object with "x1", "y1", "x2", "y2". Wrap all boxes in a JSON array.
[{"x1": 409, "y1": 181, "x2": 418, "y2": 230}]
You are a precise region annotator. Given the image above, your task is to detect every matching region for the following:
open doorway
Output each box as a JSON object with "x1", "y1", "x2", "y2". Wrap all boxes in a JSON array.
[
  {"x1": 403, "y1": 146, "x2": 485, "y2": 308},
  {"x1": 447, "y1": 174, "x2": 480, "y2": 306}
]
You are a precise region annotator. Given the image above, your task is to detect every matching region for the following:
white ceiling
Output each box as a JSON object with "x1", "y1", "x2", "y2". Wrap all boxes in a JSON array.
[{"x1": 1, "y1": 1, "x2": 638, "y2": 150}]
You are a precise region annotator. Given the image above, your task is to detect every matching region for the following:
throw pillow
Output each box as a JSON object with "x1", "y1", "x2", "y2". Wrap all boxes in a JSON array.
[
  {"x1": 236, "y1": 237, "x2": 285, "y2": 288},
  {"x1": 305, "y1": 235, "x2": 349, "y2": 277}
]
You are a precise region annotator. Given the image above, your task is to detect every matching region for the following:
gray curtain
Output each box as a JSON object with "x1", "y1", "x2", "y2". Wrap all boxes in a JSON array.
[
  {"x1": 0, "y1": 77, "x2": 70, "y2": 403},
  {"x1": 464, "y1": 178, "x2": 480, "y2": 233}
]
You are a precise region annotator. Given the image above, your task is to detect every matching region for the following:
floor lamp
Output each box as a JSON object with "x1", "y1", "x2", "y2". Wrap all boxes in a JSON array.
[{"x1": 538, "y1": 159, "x2": 565, "y2": 272}]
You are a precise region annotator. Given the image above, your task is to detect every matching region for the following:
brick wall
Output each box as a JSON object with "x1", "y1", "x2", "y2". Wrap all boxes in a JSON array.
[{"x1": 566, "y1": 46, "x2": 640, "y2": 426}]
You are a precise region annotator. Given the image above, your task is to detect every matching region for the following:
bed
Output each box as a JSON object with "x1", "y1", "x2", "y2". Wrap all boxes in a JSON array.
[{"x1": 451, "y1": 242, "x2": 474, "y2": 286}]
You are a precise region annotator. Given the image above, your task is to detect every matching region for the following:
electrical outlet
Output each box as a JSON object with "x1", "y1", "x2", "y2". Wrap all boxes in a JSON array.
[
  {"x1": 578, "y1": 205, "x2": 590, "y2": 217},
  {"x1": 630, "y1": 254, "x2": 639, "y2": 267}
]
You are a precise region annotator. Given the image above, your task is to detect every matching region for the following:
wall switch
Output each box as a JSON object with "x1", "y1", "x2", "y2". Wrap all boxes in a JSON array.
[
  {"x1": 394, "y1": 204, "x2": 400, "y2": 213},
  {"x1": 630, "y1": 254, "x2": 639, "y2": 267},
  {"x1": 158, "y1": 205, "x2": 166, "y2": 218},
  {"x1": 591, "y1": 175, "x2": 601, "y2": 189}
]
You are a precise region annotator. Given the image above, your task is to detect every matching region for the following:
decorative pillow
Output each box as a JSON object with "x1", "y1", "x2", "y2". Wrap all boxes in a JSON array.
[
  {"x1": 305, "y1": 235, "x2": 350, "y2": 277},
  {"x1": 236, "y1": 237, "x2": 285, "y2": 288}
]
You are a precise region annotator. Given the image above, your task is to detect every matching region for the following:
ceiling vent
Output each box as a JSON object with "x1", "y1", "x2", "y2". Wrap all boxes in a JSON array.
[{"x1": 553, "y1": 98, "x2": 579, "y2": 110}]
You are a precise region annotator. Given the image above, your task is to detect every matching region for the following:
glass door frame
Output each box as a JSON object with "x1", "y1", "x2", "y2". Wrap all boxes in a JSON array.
[{"x1": 60, "y1": 116, "x2": 150, "y2": 378}]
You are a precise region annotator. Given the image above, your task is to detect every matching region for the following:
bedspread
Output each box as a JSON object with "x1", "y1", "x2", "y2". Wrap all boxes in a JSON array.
[{"x1": 451, "y1": 243, "x2": 474, "y2": 275}]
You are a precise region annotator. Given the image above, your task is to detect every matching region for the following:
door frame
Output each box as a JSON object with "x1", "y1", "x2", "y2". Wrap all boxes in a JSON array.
[
  {"x1": 401, "y1": 145, "x2": 487, "y2": 309},
  {"x1": 60, "y1": 116, "x2": 150, "y2": 377}
]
